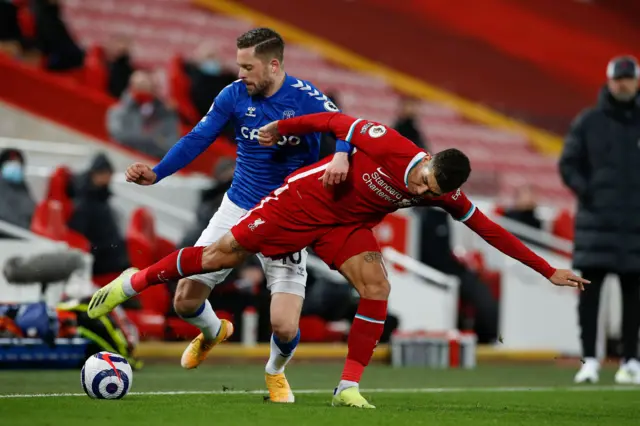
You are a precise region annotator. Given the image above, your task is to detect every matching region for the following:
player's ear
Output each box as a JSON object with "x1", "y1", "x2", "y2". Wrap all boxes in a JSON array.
[{"x1": 270, "y1": 58, "x2": 279, "y2": 73}]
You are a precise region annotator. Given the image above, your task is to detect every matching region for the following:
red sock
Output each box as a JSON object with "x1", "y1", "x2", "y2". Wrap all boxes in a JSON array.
[
  {"x1": 130, "y1": 247, "x2": 204, "y2": 293},
  {"x1": 341, "y1": 298, "x2": 387, "y2": 383}
]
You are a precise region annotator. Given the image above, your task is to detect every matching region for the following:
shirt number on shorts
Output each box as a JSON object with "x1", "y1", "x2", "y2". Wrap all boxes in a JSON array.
[{"x1": 283, "y1": 251, "x2": 302, "y2": 265}]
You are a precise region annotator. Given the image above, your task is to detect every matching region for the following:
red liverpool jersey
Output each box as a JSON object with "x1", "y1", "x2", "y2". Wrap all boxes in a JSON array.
[{"x1": 277, "y1": 113, "x2": 475, "y2": 227}]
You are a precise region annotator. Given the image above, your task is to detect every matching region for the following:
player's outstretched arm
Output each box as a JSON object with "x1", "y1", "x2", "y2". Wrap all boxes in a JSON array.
[
  {"x1": 151, "y1": 85, "x2": 236, "y2": 183},
  {"x1": 463, "y1": 208, "x2": 589, "y2": 290},
  {"x1": 259, "y1": 112, "x2": 358, "y2": 142}
]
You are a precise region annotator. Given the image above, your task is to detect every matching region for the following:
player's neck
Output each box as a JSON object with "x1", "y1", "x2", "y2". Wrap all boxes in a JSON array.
[{"x1": 264, "y1": 72, "x2": 286, "y2": 98}]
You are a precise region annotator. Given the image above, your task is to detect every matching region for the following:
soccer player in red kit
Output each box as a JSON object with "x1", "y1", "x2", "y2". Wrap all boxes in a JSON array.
[{"x1": 89, "y1": 112, "x2": 588, "y2": 408}]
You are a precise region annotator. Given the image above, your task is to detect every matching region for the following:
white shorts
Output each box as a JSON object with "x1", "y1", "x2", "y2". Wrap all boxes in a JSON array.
[{"x1": 190, "y1": 193, "x2": 308, "y2": 298}]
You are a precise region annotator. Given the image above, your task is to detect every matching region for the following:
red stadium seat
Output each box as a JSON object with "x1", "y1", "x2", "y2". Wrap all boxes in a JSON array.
[
  {"x1": 552, "y1": 209, "x2": 575, "y2": 241},
  {"x1": 31, "y1": 200, "x2": 90, "y2": 252},
  {"x1": 15, "y1": 1, "x2": 35, "y2": 40},
  {"x1": 126, "y1": 208, "x2": 176, "y2": 314},
  {"x1": 45, "y1": 166, "x2": 74, "y2": 222},
  {"x1": 551, "y1": 209, "x2": 574, "y2": 258},
  {"x1": 299, "y1": 316, "x2": 345, "y2": 342},
  {"x1": 125, "y1": 309, "x2": 166, "y2": 340},
  {"x1": 167, "y1": 55, "x2": 200, "y2": 126},
  {"x1": 83, "y1": 45, "x2": 109, "y2": 93}
]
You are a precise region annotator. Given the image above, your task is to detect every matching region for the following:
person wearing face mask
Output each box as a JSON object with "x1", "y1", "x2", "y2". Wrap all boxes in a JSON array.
[
  {"x1": 185, "y1": 43, "x2": 237, "y2": 120},
  {"x1": 106, "y1": 70, "x2": 180, "y2": 158},
  {"x1": 0, "y1": 149, "x2": 36, "y2": 234},
  {"x1": 68, "y1": 153, "x2": 130, "y2": 277},
  {"x1": 560, "y1": 55, "x2": 640, "y2": 385}
]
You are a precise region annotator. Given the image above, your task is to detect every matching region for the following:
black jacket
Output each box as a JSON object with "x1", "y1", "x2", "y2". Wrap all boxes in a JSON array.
[
  {"x1": 68, "y1": 155, "x2": 129, "y2": 275},
  {"x1": 559, "y1": 87, "x2": 640, "y2": 272},
  {"x1": 393, "y1": 117, "x2": 427, "y2": 150}
]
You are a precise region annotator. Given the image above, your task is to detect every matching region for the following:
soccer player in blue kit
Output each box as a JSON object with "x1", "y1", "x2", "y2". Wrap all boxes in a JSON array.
[{"x1": 117, "y1": 28, "x2": 351, "y2": 402}]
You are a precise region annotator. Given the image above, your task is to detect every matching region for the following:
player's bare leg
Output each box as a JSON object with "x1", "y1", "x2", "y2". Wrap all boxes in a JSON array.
[
  {"x1": 88, "y1": 233, "x2": 252, "y2": 319},
  {"x1": 264, "y1": 292, "x2": 303, "y2": 402},
  {"x1": 332, "y1": 251, "x2": 390, "y2": 409},
  {"x1": 175, "y1": 278, "x2": 234, "y2": 369}
]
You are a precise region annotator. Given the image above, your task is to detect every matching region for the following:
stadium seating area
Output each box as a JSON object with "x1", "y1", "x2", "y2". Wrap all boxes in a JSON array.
[
  {"x1": 3, "y1": 0, "x2": 578, "y2": 343},
  {"x1": 55, "y1": 0, "x2": 573, "y2": 206}
]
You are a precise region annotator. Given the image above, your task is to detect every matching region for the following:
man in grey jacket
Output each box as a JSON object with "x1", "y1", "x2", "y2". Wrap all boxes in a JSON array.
[
  {"x1": 107, "y1": 70, "x2": 180, "y2": 158},
  {"x1": 560, "y1": 55, "x2": 640, "y2": 385},
  {"x1": 0, "y1": 149, "x2": 36, "y2": 234}
]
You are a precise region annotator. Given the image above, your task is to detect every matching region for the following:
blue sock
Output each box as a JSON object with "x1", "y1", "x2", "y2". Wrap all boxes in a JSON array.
[
  {"x1": 266, "y1": 329, "x2": 300, "y2": 374},
  {"x1": 273, "y1": 329, "x2": 300, "y2": 356}
]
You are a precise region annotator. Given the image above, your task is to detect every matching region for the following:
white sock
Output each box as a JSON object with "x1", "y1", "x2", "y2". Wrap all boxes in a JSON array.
[
  {"x1": 121, "y1": 276, "x2": 137, "y2": 297},
  {"x1": 179, "y1": 300, "x2": 221, "y2": 340},
  {"x1": 336, "y1": 380, "x2": 359, "y2": 394},
  {"x1": 265, "y1": 334, "x2": 296, "y2": 375}
]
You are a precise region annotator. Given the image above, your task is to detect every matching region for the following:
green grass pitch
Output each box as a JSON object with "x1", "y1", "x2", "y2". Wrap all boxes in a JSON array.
[{"x1": 1, "y1": 363, "x2": 639, "y2": 426}]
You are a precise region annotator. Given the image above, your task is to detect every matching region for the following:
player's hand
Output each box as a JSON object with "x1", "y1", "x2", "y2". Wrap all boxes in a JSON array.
[
  {"x1": 125, "y1": 163, "x2": 157, "y2": 185},
  {"x1": 319, "y1": 152, "x2": 349, "y2": 188},
  {"x1": 549, "y1": 269, "x2": 590, "y2": 291},
  {"x1": 257, "y1": 121, "x2": 281, "y2": 146}
]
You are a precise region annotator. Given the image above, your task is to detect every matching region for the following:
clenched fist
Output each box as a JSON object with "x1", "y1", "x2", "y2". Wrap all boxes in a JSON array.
[{"x1": 125, "y1": 163, "x2": 157, "y2": 186}]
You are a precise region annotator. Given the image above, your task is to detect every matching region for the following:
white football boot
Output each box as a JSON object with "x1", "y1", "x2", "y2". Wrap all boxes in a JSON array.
[
  {"x1": 574, "y1": 357, "x2": 600, "y2": 384},
  {"x1": 614, "y1": 358, "x2": 640, "y2": 385}
]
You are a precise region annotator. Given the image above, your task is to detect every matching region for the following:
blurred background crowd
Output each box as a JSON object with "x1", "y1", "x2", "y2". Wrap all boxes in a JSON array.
[{"x1": 1, "y1": 0, "x2": 639, "y2": 376}]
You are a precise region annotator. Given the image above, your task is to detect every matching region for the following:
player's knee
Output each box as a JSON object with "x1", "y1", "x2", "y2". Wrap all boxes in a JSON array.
[
  {"x1": 270, "y1": 317, "x2": 299, "y2": 342},
  {"x1": 361, "y1": 277, "x2": 390, "y2": 300}
]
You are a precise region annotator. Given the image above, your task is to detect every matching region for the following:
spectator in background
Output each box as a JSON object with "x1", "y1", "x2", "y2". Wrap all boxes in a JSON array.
[
  {"x1": 0, "y1": 148, "x2": 35, "y2": 232},
  {"x1": 418, "y1": 208, "x2": 498, "y2": 343},
  {"x1": 32, "y1": 0, "x2": 84, "y2": 71},
  {"x1": 104, "y1": 35, "x2": 134, "y2": 99},
  {"x1": 179, "y1": 157, "x2": 236, "y2": 248},
  {"x1": 502, "y1": 185, "x2": 542, "y2": 244},
  {"x1": 0, "y1": 0, "x2": 22, "y2": 57},
  {"x1": 560, "y1": 55, "x2": 640, "y2": 385},
  {"x1": 393, "y1": 96, "x2": 427, "y2": 150},
  {"x1": 184, "y1": 42, "x2": 236, "y2": 118},
  {"x1": 68, "y1": 153, "x2": 130, "y2": 277},
  {"x1": 107, "y1": 70, "x2": 180, "y2": 158}
]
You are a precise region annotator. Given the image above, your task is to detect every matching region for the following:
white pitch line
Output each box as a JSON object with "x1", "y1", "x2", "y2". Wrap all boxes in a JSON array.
[{"x1": 1, "y1": 386, "x2": 640, "y2": 399}]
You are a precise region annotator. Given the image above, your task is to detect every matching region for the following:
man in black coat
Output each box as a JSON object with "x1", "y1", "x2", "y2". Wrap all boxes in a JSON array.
[
  {"x1": 559, "y1": 55, "x2": 640, "y2": 384},
  {"x1": 69, "y1": 153, "x2": 130, "y2": 277}
]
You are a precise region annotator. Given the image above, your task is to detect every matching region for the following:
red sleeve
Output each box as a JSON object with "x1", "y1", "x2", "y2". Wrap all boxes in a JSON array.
[
  {"x1": 464, "y1": 209, "x2": 556, "y2": 279},
  {"x1": 278, "y1": 112, "x2": 425, "y2": 186},
  {"x1": 434, "y1": 190, "x2": 555, "y2": 279},
  {"x1": 277, "y1": 112, "x2": 354, "y2": 139}
]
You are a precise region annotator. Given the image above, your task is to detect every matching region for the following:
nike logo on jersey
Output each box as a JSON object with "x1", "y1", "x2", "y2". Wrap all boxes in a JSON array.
[{"x1": 376, "y1": 167, "x2": 391, "y2": 179}]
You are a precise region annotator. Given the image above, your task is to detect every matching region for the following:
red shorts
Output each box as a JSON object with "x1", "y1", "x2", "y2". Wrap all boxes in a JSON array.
[{"x1": 230, "y1": 191, "x2": 380, "y2": 270}]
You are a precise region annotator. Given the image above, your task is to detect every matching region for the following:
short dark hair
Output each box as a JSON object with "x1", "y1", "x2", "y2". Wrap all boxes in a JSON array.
[
  {"x1": 431, "y1": 148, "x2": 471, "y2": 193},
  {"x1": 236, "y1": 28, "x2": 285, "y2": 63}
]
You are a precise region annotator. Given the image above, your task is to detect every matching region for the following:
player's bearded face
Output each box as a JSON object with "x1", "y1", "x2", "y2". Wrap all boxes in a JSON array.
[
  {"x1": 237, "y1": 48, "x2": 274, "y2": 96},
  {"x1": 248, "y1": 66, "x2": 272, "y2": 96}
]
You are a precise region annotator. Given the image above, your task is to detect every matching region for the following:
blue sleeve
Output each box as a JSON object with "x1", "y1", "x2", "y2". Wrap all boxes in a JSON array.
[
  {"x1": 152, "y1": 84, "x2": 236, "y2": 182},
  {"x1": 303, "y1": 87, "x2": 353, "y2": 154}
]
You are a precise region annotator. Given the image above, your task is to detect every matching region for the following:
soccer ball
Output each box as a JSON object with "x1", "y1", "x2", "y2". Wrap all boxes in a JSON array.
[{"x1": 81, "y1": 351, "x2": 133, "y2": 399}]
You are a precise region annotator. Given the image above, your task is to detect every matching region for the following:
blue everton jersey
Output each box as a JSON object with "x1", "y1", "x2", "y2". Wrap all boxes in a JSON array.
[{"x1": 153, "y1": 74, "x2": 345, "y2": 210}]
